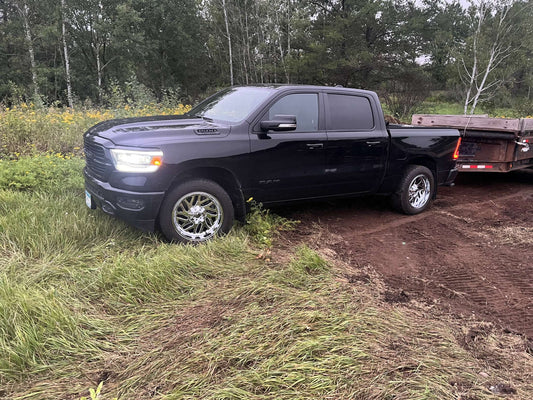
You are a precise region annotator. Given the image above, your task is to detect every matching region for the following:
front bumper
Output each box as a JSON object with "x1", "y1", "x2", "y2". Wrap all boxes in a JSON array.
[{"x1": 84, "y1": 168, "x2": 165, "y2": 232}]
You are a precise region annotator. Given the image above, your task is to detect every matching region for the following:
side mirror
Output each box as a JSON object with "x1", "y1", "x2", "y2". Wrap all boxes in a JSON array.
[{"x1": 260, "y1": 115, "x2": 297, "y2": 132}]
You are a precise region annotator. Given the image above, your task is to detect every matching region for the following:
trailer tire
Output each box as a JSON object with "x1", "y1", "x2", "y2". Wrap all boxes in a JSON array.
[{"x1": 392, "y1": 165, "x2": 435, "y2": 215}]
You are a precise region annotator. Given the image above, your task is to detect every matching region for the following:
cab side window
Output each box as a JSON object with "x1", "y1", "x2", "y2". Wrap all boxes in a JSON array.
[
  {"x1": 268, "y1": 93, "x2": 319, "y2": 132},
  {"x1": 327, "y1": 94, "x2": 374, "y2": 131}
]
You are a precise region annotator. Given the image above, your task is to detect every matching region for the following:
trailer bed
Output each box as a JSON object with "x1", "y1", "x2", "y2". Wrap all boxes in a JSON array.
[{"x1": 412, "y1": 115, "x2": 533, "y2": 172}]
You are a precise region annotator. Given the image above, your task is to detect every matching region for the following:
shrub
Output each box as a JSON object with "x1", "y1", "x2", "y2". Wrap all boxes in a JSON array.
[{"x1": 0, "y1": 154, "x2": 84, "y2": 192}]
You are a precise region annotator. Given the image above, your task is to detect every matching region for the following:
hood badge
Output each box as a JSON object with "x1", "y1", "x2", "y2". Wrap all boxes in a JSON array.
[{"x1": 195, "y1": 128, "x2": 220, "y2": 135}]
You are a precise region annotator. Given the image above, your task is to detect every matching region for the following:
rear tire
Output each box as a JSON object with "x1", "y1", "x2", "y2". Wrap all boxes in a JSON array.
[
  {"x1": 391, "y1": 165, "x2": 435, "y2": 215},
  {"x1": 159, "y1": 179, "x2": 234, "y2": 243}
]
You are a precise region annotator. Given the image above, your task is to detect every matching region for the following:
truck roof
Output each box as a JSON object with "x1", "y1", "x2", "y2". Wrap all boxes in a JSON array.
[{"x1": 232, "y1": 84, "x2": 378, "y2": 97}]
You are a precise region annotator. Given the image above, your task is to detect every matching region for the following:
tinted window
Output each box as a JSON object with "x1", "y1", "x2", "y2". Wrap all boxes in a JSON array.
[
  {"x1": 327, "y1": 94, "x2": 374, "y2": 131},
  {"x1": 268, "y1": 93, "x2": 318, "y2": 132}
]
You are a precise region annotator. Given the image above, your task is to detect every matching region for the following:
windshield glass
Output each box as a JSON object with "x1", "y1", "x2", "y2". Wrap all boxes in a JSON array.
[{"x1": 189, "y1": 87, "x2": 275, "y2": 123}]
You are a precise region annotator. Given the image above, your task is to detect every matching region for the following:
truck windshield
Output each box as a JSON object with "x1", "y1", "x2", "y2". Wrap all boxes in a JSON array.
[{"x1": 189, "y1": 87, "x2": 275, "y2": 123}]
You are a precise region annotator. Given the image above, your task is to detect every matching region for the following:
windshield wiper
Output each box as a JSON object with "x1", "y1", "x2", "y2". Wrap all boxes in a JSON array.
[{"x1": 191, "y1": 114, "x2": 213, "y2": 122}]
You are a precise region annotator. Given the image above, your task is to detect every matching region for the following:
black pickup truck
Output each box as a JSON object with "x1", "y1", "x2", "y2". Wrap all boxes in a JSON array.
[{"x1": 84, "y1": 85, "x2": 460, "y2": 243}]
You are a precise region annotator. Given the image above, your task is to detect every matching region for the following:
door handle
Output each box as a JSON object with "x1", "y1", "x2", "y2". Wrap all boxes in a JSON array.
[
  {"x1": 306, "y1": 143, "x2": 323, "y2": 149},
  {"x1": 366, "y1": 141, "x2": 381, "y2": 145}
]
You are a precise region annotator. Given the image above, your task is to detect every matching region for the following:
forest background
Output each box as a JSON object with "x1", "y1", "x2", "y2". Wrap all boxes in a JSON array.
[{"x1": 0, "y1": 0, "x2": 532, "y2": 118}]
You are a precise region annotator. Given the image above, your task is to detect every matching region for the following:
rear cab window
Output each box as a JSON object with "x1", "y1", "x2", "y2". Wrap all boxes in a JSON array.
[{"x1": 326, "y1": 94, "x2": 375, "y2": 131}]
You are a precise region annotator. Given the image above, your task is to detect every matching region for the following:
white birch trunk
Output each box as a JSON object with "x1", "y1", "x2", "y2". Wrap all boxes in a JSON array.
[
  {"x1": 94, "y1": 0, "x2": 104, "y2": 102},
  {"x1": 463, "y1": 2, "x2": 484, "y2": 115},
  {"x1": 254, "y1": 0, "x2": 265, "y2": 83},
  {"x1": 95, "y1": 46, "x2": 102, "y2": 101},
  {"x1": 222, "y1": 0, "x2": 234, "y2": 85},
  {"x1": 61, "y1": 0, "x2": 73, "y2": 108},
  {"x1": 18, "y1": 1, "x2": 39, "y2": 102},
  {"x1": 275, "y1": 10, "x2": 289, "y2": 83}
]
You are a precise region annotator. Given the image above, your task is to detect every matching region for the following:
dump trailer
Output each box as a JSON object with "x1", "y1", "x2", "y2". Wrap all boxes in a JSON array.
[{"x1": 412, "y1": 114, "x2": 533, "y2": 172}]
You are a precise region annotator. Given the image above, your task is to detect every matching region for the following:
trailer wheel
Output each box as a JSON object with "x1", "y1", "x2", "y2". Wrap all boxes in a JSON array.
[
  {"x1": 159, "y1": 179, "x2": 234, "y2": 243},
  {"x1": 392, "y1": 165, "x2": 435, "y2": 215}
]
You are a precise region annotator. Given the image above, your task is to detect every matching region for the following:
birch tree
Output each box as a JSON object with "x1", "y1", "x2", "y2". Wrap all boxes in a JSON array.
[
  {"x1": 61, "y1": 0, "x2": 73, "y2": 108},
  {"x1": 221, "y1": 0, "x2": 234, "y2": 85},
  {"x1": 461, "y1": 0, "x2": 516, "y2": 115},
  {"x1": 68, "y1": 0, "x2": 116, "y2": 103},
  {"x1": 14, "y1": 0, "x2": 40, "y2": 103}
]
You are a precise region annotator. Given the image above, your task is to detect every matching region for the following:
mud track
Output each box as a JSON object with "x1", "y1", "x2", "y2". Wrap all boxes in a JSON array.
[{"x1": 276, "y1": 170, "x2": 533, "y2": 338}]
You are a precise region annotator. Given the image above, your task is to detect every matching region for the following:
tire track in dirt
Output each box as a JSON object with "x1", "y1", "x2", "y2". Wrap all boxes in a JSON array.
[
  {"x1": 356, "y1": 187, "x2": 530, "y2": 236},
  {"x1": 278, "y1": 171, "x2": 533, "y2": 338}
]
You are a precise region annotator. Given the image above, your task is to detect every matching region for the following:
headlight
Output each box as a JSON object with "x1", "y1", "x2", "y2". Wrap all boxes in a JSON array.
[{"x1": 110, "y1": 149, "x2": 163, "y2": 173}]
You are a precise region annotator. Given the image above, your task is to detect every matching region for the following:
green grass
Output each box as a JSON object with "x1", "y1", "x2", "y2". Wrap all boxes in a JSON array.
[{"x1": 1, "y1": 138, "x2": 531, "y2": 397}]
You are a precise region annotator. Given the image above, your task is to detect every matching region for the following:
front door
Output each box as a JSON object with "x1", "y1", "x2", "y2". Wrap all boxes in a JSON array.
[{"x1": 249, "y1": 92, "x2": 328, "y2": 202}]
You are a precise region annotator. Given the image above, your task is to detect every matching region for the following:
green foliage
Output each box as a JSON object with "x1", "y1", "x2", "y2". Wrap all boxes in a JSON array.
[
  {"x1": 80, "y1": 382, "x2": 117, "y2": 400},
  {"x1": 0, "y1": 153, "x2": 258, "y2": 391},
  {"x1": 514, "y1": 99, "x2": 533, "y2": 117},
  {"x1": 244, "y1": 199, "x2": 297, "y2": 248},
  {"x1": 0, "y1": 153, "x2": 84, "y2": 192},
  {"x1": 379, "y1": 66, "x2": 431, "y2": 119},
  {"x1": 0, "y1": 0, "x2": 531, "y2": 113},
  {"x1": 104, "y1": 77, "x2": 157, "y2": 108}
]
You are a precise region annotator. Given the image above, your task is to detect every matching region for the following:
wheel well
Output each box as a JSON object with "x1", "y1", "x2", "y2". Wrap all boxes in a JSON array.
[
  {"x1": 407, "y1": 158, "x2": 437, "y2": 178},
  {"x1": 166, "y1": 167, "x2": 246, "y2": 222}
]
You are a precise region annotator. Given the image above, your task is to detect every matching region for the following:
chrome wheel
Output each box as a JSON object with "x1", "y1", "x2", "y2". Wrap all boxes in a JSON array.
[
  {"x1": 172, "y1": 191, "x2": 223, "y2": 241},
  {"x1": 408, "y1": 174, "x2": 431, "y2": 209}
]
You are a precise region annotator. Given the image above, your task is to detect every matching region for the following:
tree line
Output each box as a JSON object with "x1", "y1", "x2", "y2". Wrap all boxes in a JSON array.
[{"x1": 0, "y1": 0, "x2": 531, "y2": 116}]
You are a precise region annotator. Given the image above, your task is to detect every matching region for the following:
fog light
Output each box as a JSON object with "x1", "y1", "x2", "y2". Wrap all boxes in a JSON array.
[
  {"x1": 102, "y1": 202, "x2": 116, "y2": 215},
  {"x1": 117, "y1": 197, "x2": 145, "y2": 210}
]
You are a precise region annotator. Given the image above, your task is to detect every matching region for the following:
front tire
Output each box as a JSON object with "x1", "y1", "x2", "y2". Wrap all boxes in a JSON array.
[
  {"x1": 392, "y1": 165, "x2": 435, "y2": 215},
  {"x1": 159, "y1": 180, "x2": 234, "y2": 243}
]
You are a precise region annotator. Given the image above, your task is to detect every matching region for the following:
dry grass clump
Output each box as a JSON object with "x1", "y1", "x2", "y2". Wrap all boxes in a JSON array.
[{"x1": 488, "y1": 226, "x2": 533, "y2": 245}]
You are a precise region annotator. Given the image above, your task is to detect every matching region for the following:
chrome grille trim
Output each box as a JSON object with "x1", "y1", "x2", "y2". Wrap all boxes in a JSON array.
[{"x1": 84, "y1": 137, "x2": 112, "y2": 181}]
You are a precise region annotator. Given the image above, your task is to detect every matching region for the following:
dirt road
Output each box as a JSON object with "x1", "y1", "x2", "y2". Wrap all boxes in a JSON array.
[{"x1": 277, "y1": 170, "x2": 533, "y2": 339}]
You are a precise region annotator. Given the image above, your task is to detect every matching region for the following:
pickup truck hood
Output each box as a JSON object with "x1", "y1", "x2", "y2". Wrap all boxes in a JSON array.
[{"x1": 85, "y1": 115, "x2": 230, "y2": 147}]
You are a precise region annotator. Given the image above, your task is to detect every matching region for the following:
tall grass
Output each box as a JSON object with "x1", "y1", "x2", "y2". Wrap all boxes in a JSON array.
[
  {"x1": 0, "y1": 155, "x2": 258, "y2": 391},
  {"x1": 0, "y1": 103, "x2": 190, "y2": 155}
]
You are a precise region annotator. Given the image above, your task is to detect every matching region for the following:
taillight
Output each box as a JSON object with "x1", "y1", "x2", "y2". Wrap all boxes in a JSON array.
[{"x1": 453, "y1": 137, "x2": 462, "y2": 160}]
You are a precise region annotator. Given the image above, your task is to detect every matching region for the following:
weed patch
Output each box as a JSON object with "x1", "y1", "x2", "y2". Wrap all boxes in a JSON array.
[
  {"x1": 0, "y1": 154, "x2": 83, "y2": 192},
  {"x1": 244, "y1": 199, "x2": 297, "y2": 248}
]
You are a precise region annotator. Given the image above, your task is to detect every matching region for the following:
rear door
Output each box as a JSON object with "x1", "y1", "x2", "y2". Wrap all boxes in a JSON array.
[
  {"x1": 324, "y1": 92, "x2": 388, "y2": 194},
  {"x1": 249, "y1": 91, "x2": 328, "y2": 202}
]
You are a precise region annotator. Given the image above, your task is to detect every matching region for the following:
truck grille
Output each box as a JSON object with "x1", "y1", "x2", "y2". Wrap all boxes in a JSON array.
[{"x1": 84, "y1": 137, "x2": 112, "y2": 181}]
